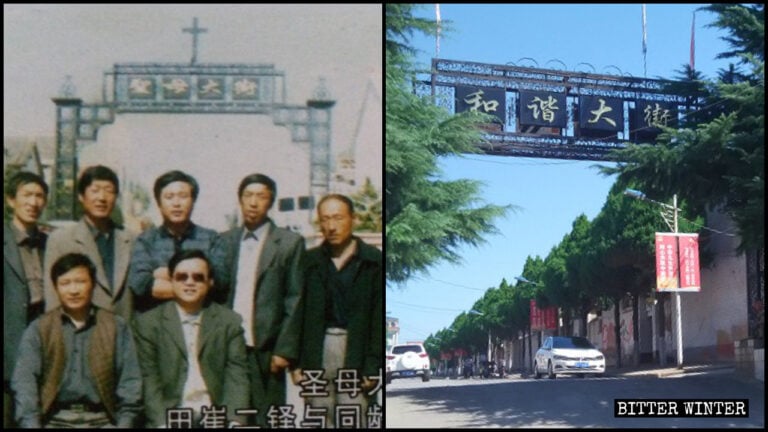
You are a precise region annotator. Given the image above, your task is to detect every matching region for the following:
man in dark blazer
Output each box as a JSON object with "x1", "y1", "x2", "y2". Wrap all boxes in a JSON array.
[
  {"x1": 217, "y1": 173, "x2": 305, "y2": 427},
  {"x1": 132, "y1": 249, "x2": 249, "y2": 428},
  {"x1": 4, "y1": 172, "x2": 49, "y2": 429},
  {"x1": 43, "y1": 166, "x2": 136, "y2": 320},
  {"x1": 296, "y1": 194, "x2": 382, "y2": 428}
]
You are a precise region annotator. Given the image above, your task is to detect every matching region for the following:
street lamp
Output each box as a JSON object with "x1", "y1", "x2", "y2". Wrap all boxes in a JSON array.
[
  {"x1": 514, "y1": 276, "x2": 540, "y2": 286},
  {"x1": 516, "y1": 275, "x2": 548, "y2": 365},
  {"x1": 625, "y1": 188, "x2": 684, "y2": 369},
  {"x1": 467, "y1": 310, "x2": 492, "y2": 364}
]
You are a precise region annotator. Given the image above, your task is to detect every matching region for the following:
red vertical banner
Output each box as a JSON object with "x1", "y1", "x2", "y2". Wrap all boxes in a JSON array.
[
  {"x1": 543, "y1": 306, "x2": 558, "y2": 330},
  {"x1": 656, "y1": 232, "x2": 701, "y2": 292},
  {"x1": 655, "y1": 233, "x2": 679, "y2": 291},
  {"x1": 678, "y1": 233, "x2": 701, "y2": 291},
  {"x1": 531, "y1": 300, "x2": 557, "y2": 330},
  {"x1": 530, "y1": 300, "x2": 541, "y2": 330}
]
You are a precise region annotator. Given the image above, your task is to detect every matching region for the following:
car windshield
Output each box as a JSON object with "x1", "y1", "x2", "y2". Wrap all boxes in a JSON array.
[
  {"x1": 392, "y1": 345, "x2": 423, "y2": 355},
  {"x1": 552, "y1": 337, "x2": 595, "y2": 349}
]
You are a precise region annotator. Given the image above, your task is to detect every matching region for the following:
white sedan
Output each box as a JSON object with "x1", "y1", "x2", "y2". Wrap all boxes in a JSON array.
[{"x1": 533, "y1": 336, "x2": 605, "y2": 379}]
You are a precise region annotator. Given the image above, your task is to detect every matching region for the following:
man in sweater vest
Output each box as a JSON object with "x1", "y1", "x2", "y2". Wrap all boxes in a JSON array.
[{"x1": 11, "y1": 253, "x2": 142, "y2": 428}]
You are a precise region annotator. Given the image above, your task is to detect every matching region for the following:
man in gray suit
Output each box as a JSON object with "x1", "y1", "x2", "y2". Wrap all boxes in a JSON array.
[
  {"x1": 217, "y1": 173, "x2": 305, "y2": 427},
  {"x1": 43, "y1": 165, "x2": 136, "y2": 320},
  {"x1": 4, "y1": 172, "x2": 49, "y2": 429}
]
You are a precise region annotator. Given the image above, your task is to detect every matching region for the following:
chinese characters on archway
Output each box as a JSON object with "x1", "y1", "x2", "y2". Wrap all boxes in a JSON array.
[
  {"x1": 455, "y1": 86, "x2": 506, "y2": 125},
  {"x1": 454, "y1": 85, "x2": 676, "y2": 140}
]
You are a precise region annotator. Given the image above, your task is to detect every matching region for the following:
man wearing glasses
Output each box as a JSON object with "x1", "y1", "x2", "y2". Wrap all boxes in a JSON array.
[{"x1": 132, "y1": 249, "x2": 249, "y2": 428}]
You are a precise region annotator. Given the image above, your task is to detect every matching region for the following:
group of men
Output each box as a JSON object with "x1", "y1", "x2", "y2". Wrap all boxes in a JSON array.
[{"x1": 4, "y1": 166, "x2": 382, "y2": 428}]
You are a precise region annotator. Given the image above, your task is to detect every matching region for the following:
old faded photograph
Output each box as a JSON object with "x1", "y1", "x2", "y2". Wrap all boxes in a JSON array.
[{"x1": 4, "y1": 4, "x2": 382, "y2": 428}]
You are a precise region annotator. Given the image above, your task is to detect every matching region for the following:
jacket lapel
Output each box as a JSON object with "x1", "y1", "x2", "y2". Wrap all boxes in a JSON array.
[
  {"x1": 197, "y1": 304, "x2": 217, "y2": 355},
  {"x1": 256, "y1": 223, "x2": 279, "y2": 282},
  {"x1": 111, "y1": 228, "x2": 133, "y2": 298},
  {"x1": 226, "y1": 227, "x2": 244, "y2": 307},
  {"x1": 74, "y1": 219, "x2": 111, "y2": 292},
  {"x1": 162, "y1": 302, "x2": 189, "y2": 359},
  {"x1": 3, "y1": 223, "x2": 27, "y2": 282}
]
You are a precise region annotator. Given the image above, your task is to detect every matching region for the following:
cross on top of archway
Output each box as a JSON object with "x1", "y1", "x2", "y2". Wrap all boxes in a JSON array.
[{"x1": 183, "y1": 17, "x2": 207, "y2": 65}]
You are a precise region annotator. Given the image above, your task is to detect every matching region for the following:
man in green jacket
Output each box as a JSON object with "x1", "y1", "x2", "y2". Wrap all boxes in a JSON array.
[{"x1": 132, "y1": 249, "x2": 249, "y2": 428}]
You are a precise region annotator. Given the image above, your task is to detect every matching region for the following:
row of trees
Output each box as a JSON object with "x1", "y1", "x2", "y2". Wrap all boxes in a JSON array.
[{"x1": 424, "y1": 181, "x2": 702, "y2": 369}]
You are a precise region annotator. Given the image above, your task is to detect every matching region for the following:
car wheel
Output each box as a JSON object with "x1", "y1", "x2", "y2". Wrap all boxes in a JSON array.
[
  {"x1": 547, "y1": 361, "x2": 556, "y2": 379},
  {"x1": 533, "y1": 362, "x2": 541, "y2": 379},
  {"x1": 422, "y1": 370, "x2": 431, "y2": 382},
  {"x1": 385, "y1": 374, "x2": 392, "y2": 385}
]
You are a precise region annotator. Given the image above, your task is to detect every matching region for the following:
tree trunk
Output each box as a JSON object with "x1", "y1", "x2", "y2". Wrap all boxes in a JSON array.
[
  {"x1": 632, "y1": 294, "x2": 640, "y2": 367},
  {"x1": 579, "y1": 304, "x2": 589, "y2": 338},
  {"x1": 562, "y1": 308, "x2": 572, "y2": 336},
  {"x1": 527, "y1": 323, "x2": 533, "y2": 372},
  {"x1": 614, "y1": 297, "x2": 622, "y2": 369}
]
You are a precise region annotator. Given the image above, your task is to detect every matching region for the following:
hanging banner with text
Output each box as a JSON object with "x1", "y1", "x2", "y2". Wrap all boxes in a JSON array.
[
  {"x1": 530, "y1": 300, "x2": 558, "y2": 330},
  {"x1": 453, "y1": 348, "x2": 468, "y2": 357},
  {"x1": 655, "y1": 233, "x2": 701, "y2": 292}
]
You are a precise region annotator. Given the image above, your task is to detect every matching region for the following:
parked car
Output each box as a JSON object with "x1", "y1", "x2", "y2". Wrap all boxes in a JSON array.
[
  {"x1": 386, "y1": 343, "x2": 431, "y2": 384},
  {"x1": 533, "y1": 336, "x2": 605, "y2": 379}
]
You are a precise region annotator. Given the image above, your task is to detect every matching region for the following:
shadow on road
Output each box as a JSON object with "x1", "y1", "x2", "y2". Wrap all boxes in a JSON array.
[{"x1": 385, "y1": 375, "x2": 764, "y2": 428}]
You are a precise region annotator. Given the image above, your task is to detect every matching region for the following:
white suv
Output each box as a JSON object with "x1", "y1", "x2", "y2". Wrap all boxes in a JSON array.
[{"x1": 386, "y1": 343, "x2": 431, "y2": 384}]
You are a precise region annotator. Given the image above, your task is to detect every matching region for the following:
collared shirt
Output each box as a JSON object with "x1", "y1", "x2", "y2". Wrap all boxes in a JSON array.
[
  {"x1": 12, "y1": 224, "x2": 45, "y2": 305},
  {"x1": 128, "y1": 222, "x2": 222, "y2": 301},
  {"x1": 322, "y1": 241, "x2": 363, "y2": 329},
  {"x1": 84, "y1": 219, "x2": 115, "y2": 291},
  {"x1": 232, "y1": 223, "x2": 269, "y2": 347},
  {"x1": 175, "y1": 305, "x2": 211, "y2": 414},
  {"x1": 11, "y1": 308, "x2": 143, "y2": 428},
  {"x1": 55, "y1": 309, "x2": 103, "y2": 405}
]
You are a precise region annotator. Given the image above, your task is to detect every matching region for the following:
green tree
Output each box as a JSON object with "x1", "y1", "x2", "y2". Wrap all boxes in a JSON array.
[
  {"x1": 562, "y1": 215, "x2": 598, "y2": 337},
  {"x1": 350, "y1": 177, "x2": 382, "y2": 232},
  {"x1": 4, "y1": 165, "x2": 22, "y2": 223},
  {"x1": 600, "y1": 4, "x2": 764, "y2": 251},
  {"x1": 385, "y1": 4, "x2": 512, "y2": 283},
  {"x1": 538, "y1": 215, "x2": 597, "y2": 338},
  {"x1": 582, "y1": 181, "x2": 702, "y2": 366}
]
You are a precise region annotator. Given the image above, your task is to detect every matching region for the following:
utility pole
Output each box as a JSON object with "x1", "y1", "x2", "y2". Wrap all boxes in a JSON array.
[
  {"x1": 673, "y1": 194, "x2": 684, "y2": 368},
  {"x1": 624, "y1": 189, "x2": 684, "y2": 369}
]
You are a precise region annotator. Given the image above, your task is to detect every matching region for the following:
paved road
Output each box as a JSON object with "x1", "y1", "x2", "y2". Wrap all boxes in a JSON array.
[{"x1": 385, "y1": 372, "x2": 764, "y2": 428}]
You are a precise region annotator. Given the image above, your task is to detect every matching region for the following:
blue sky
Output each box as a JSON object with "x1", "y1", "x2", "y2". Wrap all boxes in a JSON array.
[{"x1": 386, "y1": 4, "x2": 734, "y2": 345}]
